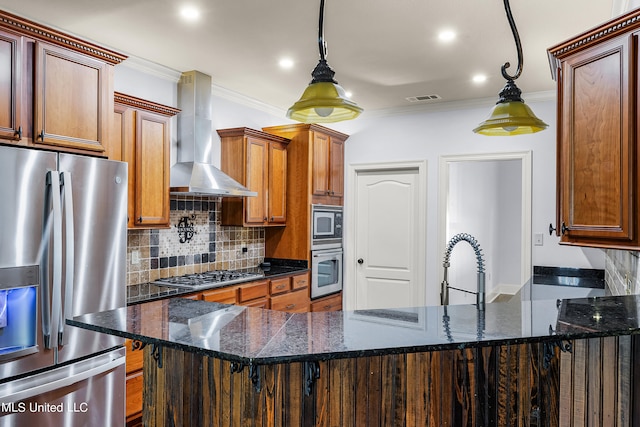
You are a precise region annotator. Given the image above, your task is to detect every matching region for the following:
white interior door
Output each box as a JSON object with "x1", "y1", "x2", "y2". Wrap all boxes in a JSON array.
[{"x1": 349, "y1": 162, "x2": 426, "y2": 310}]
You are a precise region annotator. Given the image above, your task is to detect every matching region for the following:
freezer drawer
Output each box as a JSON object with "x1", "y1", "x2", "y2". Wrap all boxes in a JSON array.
[{"x1": 0, "y1": 347, "x2": 125, "y2": 426}]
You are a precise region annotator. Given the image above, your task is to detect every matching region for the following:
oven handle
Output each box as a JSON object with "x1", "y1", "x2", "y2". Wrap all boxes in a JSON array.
[{"x1": 312, "y1": 250, "x2": 343, "y2": 260}]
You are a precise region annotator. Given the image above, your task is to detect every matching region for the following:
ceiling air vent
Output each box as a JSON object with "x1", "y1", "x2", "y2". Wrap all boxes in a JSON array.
[{"x1": 406, "y1": 94, "x2": 442, "y2": 102}]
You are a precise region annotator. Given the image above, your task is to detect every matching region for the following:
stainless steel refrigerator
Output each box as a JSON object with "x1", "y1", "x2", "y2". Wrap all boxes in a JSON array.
[{"x1": 0, "y1": 145, "x2": 127, "y2": 426}]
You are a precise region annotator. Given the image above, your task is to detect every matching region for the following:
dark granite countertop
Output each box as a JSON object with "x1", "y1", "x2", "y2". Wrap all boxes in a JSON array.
[
  {"x1": 533, "y1": 266, "x2": 605, "y2": 289},
  {"x1": 69, "y1": 279, "x2": 640, "y2": 365},
  {"x1": 126, "y1": 258, "x2": 309, "y2": 305}
]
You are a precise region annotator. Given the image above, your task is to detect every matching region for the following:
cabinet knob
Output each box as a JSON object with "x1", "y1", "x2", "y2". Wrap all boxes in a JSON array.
[
  {"x1": 138, "y1": 216, "x2": 143, "y2": 223},
  {"x1": 38, "y1": 130, "x2": 45, "y2": 141},
  {"x1": 15, "y1": 126, "x2": 22, "y2": 140},
  {"x1": 357, "y1": 258, "x2": 364, "y2": 264},
  {"x1": 549, "y1": 223, "x2": 568, "y2": 236},
  {"x1": 264, "y1": 217, "x2": 268, "y2": 221}
]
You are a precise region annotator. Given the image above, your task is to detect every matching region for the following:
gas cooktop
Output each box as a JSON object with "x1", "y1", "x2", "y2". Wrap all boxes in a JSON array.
[{"x1": 154, "y1": 270, "x2": 263, "y2": 290}]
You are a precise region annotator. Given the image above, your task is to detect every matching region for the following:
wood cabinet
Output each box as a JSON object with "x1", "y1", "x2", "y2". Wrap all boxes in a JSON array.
[
  {"x1": 548, "y1": 8, "x2": 640, "y2": 249},
  {"x1": 124, "y1": 338, "x2": 144, "y2": 427},
  {"x1": 312, "y1": 132, "x2": 344, "y2": 204},
  {"x1": 237, "y1": 280, "x2": 269, "y2": 308},
  {"x1": 113, "y1": 93, "x2": 179, "y2": 229},
  {"x1": 0, "y1": 29, "x2": 23, "y2": 142},
  {"x1": 261, "y1": 124, "x2": 349, "y2": 262},
  {"x1": 311, "y1": 292, "x2": 342, "y2": 312},
  {"x1": 0, "y1": 10, "x2": 126, "y2": 154},
  {"x1": 269, "y1": 272, "x2": 311, "y2": 313},
  {"x1": 218, "y1": 127, "x2": 290, "y2": 227},
  {"x1": 202, "y1": 286, "x2": 237, "y2": 304},
  {"x1": 34, "y1": 41, "x2": 112, "y2": 154}
]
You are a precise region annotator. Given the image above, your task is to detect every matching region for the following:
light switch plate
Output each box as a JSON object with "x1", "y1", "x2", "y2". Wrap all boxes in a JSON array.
[{"x1": 534, "y1": 233, "x2": 543, "y2": 246}]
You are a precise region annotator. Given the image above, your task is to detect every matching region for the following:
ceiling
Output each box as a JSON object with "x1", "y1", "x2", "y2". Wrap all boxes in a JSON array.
[{"x1": 0, "y1": 1, "x2": 619, "y2": 114}]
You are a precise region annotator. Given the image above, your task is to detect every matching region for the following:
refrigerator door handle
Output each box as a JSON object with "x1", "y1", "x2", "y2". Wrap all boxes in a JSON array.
[
  {"x1": 0, "y1": 354, "x2": 125, "y2": 404},
  {"x1": 41, "y1": 171, "x2": 63, "y2": 350},
  {"x1": 59, "y1": 171, "x2": 74, "y2": 346}
]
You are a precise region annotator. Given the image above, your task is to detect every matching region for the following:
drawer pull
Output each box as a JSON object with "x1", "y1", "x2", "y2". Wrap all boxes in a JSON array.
[
  {"x1": 297, "y1": 280, "x2": 307, "y2": 285},
  {"x1": 276, "y1": 284, "x2": 286, "y2": 290},
  {"x1": 324, "y1": 305, "x2": 332, "y2": 310},
  {"x1": 286, "y1": 304, "x2": 296, "y2": 310}
]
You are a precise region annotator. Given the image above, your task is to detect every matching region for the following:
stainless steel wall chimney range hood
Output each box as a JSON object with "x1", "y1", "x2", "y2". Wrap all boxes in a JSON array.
[{"x1": 170, "y1": 71, "x2": 257, "y2": 197}]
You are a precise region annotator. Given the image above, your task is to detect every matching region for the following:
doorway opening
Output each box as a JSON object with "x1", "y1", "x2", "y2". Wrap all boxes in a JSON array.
[{"x1": 438, "y1": 151, "x2": 532, "y2": 304}]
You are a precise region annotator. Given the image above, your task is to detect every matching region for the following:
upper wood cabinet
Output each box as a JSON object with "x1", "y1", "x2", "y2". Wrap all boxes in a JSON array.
[
  {"x1": 113, "y1": 92, "x2": 180, "y2": 229},
  {"x1": 0, "y1": 29, "x2": 23, "y2": 142},
  {"x1": 0, "y1": 10, "x2": 126, "y2": 155},
  {"x1": 261, "y1": 124, "x2": 348, "y2": 262},
  {"x1": 312, "y1": 132, "x2": 344, "y2": 204},
  {"x1": 218, "y1": 127, "x2": 290, "y2": 227},
  {"x1": 34, "y1": 41, "x2": 111, "y2": 154},
  {"x1": 548, "y1": 9, "x2": 640, "y2": 249}
]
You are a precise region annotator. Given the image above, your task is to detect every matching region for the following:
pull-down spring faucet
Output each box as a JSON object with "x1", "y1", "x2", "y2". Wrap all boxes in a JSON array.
[{"x1": 440, "y1": 233, "x2": 486, "y2": 310}]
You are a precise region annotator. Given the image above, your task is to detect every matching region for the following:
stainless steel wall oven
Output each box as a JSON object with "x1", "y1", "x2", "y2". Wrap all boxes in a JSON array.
[{"x1": 311, "y1": 248, "x2": 343, "y2": 299}]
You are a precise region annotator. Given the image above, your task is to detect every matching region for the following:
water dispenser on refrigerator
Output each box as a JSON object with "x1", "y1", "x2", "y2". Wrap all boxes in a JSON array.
[{"x1": 0, "y1": 265, "x2": 39, "y2": 360}]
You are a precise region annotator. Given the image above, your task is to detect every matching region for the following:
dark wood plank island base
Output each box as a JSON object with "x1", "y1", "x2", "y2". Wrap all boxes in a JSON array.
[{"x1": 143, "y1": 336, "x2": 637, "y2": 427}]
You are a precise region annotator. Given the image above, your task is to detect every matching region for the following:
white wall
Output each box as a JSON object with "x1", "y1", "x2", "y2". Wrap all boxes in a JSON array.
[
  {"x1": 114, "y1": 62, "x2": 606, "y2": 304},
  {"x1": 331, "y1": 100, "x2": 604, "y2": 302}
]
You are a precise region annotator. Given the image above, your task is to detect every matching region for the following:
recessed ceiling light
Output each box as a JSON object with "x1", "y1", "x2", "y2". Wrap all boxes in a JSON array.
[
  {"x1": 472, "y1": 74, "x2": 487, "y2": 84},
  {"x1": 180, "y1": 5, "x2": 200, "y2": 21},
  {"x1": 279, "y1": 58, "x2": 294, "y2": 70},
  {"x1": 438, "y1": 30, "x2": 456, "y2": 43}
]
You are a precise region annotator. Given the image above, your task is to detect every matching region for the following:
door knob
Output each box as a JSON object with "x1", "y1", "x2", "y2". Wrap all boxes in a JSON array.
[{"x1": 357, "y1": 258, "x2": 364, "y2": 264}]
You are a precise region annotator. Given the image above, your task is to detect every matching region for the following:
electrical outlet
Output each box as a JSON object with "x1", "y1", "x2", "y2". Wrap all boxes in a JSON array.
[{"x1": 132, "y1": 250, "x2": 140, "y2": 265}]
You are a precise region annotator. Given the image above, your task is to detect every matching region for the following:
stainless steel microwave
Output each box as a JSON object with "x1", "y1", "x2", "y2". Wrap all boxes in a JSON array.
[{"x1": 311, "y1": 204, "x2": 343, "y2": 250}]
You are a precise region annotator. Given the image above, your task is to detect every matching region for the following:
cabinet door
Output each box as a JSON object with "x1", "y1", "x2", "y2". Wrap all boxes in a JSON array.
[
  {"x1": 268, "y1": 141, "x2": 287, "y2": 224},
  {"x1": 329, "y1": 138, "x2": 344, "y2": 199},
  {"x1": 270, "y1": 289, "x2": 309, "y2": 313},
  {"x1": 0, "y1": 29, "x2": 22, "y2": 142},
  {"x1": 34, "y1": 41, "x2": 109, "y2": 154},
  {"x1": 134, "y1": 111, "x2": 170, "y2": 227},
  {"x1": 559, "y1": 35, "x2": 634, "y2": 243},
  {"x1": 245, "y1": 137, "x2": 268, "y2": 225},
  {"x1": 312, "y1": 132, "x2": 330, "y2": 197},
  {"x1": 202, "y1": 287, "x2": 238, "y2": 304}
]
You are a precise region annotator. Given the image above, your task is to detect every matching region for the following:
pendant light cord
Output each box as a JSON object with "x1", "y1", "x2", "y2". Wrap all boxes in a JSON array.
[
  {"x1": 318, "y1": 0, "x2": 327, "y2": 61},
  {"x1": 501, "y1": 0, "x2": 523, "y2": 81}
]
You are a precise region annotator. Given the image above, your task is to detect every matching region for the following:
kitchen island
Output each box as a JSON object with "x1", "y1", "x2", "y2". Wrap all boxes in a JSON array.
[{"x1": 69, "y1": 288, "x2": 640, "y2": 426}]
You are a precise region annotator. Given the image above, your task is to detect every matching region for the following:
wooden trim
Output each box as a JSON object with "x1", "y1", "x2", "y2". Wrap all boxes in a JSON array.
[
  {"x1": 216, "y1": 126, "x2": 290, "y2": 145},
  {"x1": 0, "y1": 9, "x2": 127, "y2": 64},
  {"x1": 114, "y1": 92, "x2": 180, "y2": 117},
  {"x1": 263, "y1": 123, "x2": 349, "y2": 142}
]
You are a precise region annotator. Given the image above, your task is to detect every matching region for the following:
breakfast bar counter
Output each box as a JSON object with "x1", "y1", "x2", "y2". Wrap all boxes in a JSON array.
[{"x1": 69, "y1": 290, "x2": 640, "y2": 426}]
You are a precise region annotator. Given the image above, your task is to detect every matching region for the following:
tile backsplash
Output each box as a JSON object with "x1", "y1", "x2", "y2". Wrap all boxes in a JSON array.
[
  {"x1": 126, "y1": 196, "x2": 265, "y2": 286},
  {"x1": 605, "y1": 249, "x2": 640, "y2": 295}
]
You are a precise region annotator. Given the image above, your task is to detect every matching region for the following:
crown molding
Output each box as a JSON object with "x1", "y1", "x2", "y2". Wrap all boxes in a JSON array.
[{"x1": 0, "y1": 9, "x2": 127, "y2": 64}]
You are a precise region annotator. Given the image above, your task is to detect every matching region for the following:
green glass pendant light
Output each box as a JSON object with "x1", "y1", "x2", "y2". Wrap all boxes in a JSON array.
[
  {"x1": 473, "y1": 0, "x2": 548, "y2": 136},
  {"x1": 287, "y1": 0, "x2": 362, "y2": 123}
]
